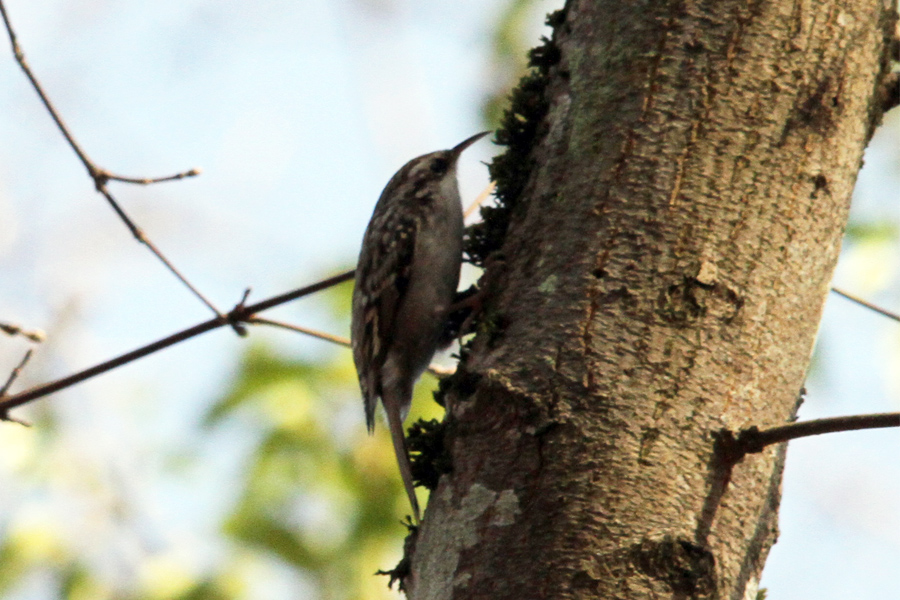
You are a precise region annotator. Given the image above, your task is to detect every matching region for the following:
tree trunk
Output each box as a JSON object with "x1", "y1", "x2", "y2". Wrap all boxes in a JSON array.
[{"x1": 409, "y1": 1, "x2": 895, "y2": 599}]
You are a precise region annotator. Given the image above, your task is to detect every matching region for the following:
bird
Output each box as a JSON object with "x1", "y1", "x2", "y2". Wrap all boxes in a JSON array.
[{"x1": 351, "y1": 131, "x2": 490, "y2": 523}]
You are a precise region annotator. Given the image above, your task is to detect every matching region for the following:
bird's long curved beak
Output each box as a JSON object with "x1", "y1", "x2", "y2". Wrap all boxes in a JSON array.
[{"x1": 450, "y1": 131, "x2": 491, "y2": 158}]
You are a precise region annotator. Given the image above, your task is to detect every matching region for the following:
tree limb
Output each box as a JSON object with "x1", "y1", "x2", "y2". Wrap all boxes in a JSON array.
[
  {"x1": 831, "y1": 287, "x2": 900, "y2": 322},
  {"x1": 718, "y1": 412, "x2": 900, "y2": 464},
  {"x1": 0, "y1": 0, "x2": 213, "y2": 315},
  {"x1": 0, "y1": 269, "x2": 355, "y2": 418}
]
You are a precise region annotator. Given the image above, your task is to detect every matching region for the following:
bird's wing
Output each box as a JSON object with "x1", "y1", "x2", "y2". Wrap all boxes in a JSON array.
[{"x1": 351, "y1": 209, "x2": 418, "y2": 432}]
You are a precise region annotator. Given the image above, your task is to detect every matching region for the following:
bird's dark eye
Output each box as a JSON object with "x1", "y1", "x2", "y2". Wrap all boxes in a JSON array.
[{"x1": 430, "y1": 158, "x2": 449, "y2": 174}]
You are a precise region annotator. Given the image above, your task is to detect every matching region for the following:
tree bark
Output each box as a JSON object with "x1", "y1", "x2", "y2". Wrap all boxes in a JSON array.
[{"x1": 410, "y1": 1, "x2": 896, "y2": 599}]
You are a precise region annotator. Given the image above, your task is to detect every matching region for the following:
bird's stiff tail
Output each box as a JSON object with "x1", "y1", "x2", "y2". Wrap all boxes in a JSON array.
[{"x1": 385, "y1": 403, "x2": 421, "y2": 524}]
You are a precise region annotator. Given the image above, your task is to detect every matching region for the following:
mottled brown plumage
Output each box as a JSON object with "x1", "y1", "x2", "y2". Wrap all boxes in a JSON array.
[{"x1": 351, "y1": 132, "x2": 489, "y2": 523}]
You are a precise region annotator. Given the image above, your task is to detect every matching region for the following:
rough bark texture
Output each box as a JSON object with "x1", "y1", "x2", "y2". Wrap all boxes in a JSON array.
[{"x1": 409, "y1": 1, "x2": 896, "y2": 599}]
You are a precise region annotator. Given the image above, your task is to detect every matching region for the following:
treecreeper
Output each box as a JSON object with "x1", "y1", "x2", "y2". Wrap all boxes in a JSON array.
[{"x1": 351, "y1": 131, "x2": 490, "y2": 523}]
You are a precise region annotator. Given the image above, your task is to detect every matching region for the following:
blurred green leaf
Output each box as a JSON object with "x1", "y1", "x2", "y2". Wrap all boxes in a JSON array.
[
  {"x1": 845, "y1": 221, "x2": 899, "y2": 243},
  {"x1": 483, "y1": 0, "x2": 544, "y2": 127},
  {"x1": 173, "y1": 580, "x2": 232, "y2": 600},
  {"x1": 204, "y1": 346, "x2": 321, "y2": 425},
  {"x1": 205, "y1": 280, "x2": 432, "y2": 598},
  {"x1": 0, "y1": 540, "x2": 28, "y2": 596}
]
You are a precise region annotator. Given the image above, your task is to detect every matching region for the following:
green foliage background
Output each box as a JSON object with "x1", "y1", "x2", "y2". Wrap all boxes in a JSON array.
[
  {"x1": 0, "y1": 1, "x2": 896, "y2": 598},
  {"x1": 0, "y1": 280, "x2": 448, "y2": 600}
]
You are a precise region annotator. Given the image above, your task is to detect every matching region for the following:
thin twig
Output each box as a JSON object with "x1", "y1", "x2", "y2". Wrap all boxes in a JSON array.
[
  {"x1": 242, "y1": 269, "x2": 355, "y2": 314},
  {"x1": 250, "y1": 316, "x2": 455, "y2": 377},
  {"x1": 228, "y1": 288, "x2": 252, "y2": 337},
  {"x1": 719, "y1": 412, "x2": 900, "y2": 464},
  {"x1": 0, "y1": 1, "x2": 217, "y2": 316},
  {"x1": 831, "y1": 287, "x2": 900, "y2": 322},
  {"x1": 0, "y1": 1, "x2": 93, "y2": 173},
  {"x1": 427, "y1": 364, "x2": 455, "y2": 377},
  {"x1": 0, "y1": 321, "x2": 45, "y2": 343},
  {"x1": 741, "y1": 412, "x2": 899, "y2": 450},
  {"x1": 0, "y1": 349, "x2": 32, "y2": 396},
  {"x1": 103, "y1": 168, "x2": 202, "y2": 185},
  {"x1": 0, "y1": 269, "x2": 355, "y2": 417},
  {"x1": 464, "y1": 181, "x2": 497, "y2": 220},
  {"x1": 250, "y1": 317, "x2": 351, "y2": 347}
]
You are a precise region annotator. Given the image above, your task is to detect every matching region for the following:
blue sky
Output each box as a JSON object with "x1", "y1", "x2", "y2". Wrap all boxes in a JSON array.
[{"x1": 0, "y1": 1, "x2": 897, "y2": 598}]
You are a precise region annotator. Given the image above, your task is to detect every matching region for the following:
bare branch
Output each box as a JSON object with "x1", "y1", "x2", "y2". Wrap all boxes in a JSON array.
[
  {"x1": 742, "y1": 412, "x2": 899, "y2": 449},
  {"x1": 426, "y1": 364, "x2": 455, "y2": 377},
  {"x1": 0, "y1": 321, "x2": 46, "y2": 343},
  {"x1": 102, "y1": 168, "x2": 202, "y2": 185},
  {"x1": 0, "y1": 269, "x2": 355, "y2": 416},
  {"x1": 250, "y1": 317, "x2": 351, "y2": 347},
  {"x1": 250, "y1": 315, "x2": 455, "y2": 378},
  {"x1": 0, "y1": 1, "x2": 217, "y2": 316},
  {"x1": 0, "y1": 1, "x2": 93, "y2": 173},
  {"x1": 0, "y1": 349, "x2": 32, "y2": 397},
  {"x1": 464, "y1": 181, "x2": 497, "y2": 220},
  {"x1": 831, "y1": 287, "x2": 900, "y2": 322},
  {"x1": 241, "y1": 269, "x2": 355, "y2": 314},
  {"x1": 228, "y1": 288, "x2": 252, "y2": 337},
  {"x1": 718, "y1": 412, "x2": 900, "y2": 464}
]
